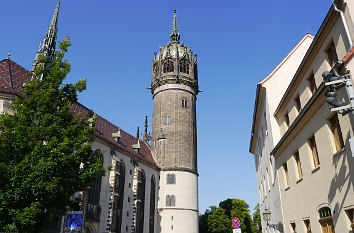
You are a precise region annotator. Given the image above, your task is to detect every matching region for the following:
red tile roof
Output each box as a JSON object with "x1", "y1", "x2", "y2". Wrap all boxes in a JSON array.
[
  {"x1": 0, "y1": 59, "x2": 32, "y2": 97},
  {"x1": 342, "y1": 46, "x2": 354, "y2": 63},
  {"x1": 0, "y1": 58, "x2": 158, "y2": 169}
]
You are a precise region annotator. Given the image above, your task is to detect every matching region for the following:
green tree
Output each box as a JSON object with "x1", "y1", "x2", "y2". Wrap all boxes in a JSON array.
[
  {"x1": 199, "y1": 208, "x2": 211, "y2": 233},
  {"x1": 207, "y1": 206, "x2": 231, "y2": 233},
  {"x1": 220, "y1": 198, "x2": 255, "y2": 233},
  {"x1": 0, "y1": 38, "x2": 105, "y2": 232},
  {"x1": 252, "y1": 204, "x2": 262, "y2": 232}
]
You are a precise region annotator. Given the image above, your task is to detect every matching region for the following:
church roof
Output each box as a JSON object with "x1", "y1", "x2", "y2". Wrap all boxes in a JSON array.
[
  {"x1": 0, "y1": 58, "x2": 32, "y2": 97},
  {"x1": 0, "y1": 58, "x2": 158, "y2": 169}
]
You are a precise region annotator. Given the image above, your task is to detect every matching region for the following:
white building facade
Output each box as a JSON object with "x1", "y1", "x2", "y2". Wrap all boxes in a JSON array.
[{"x1": 250, "y1": 34, "x2": 313, "y2": 233}]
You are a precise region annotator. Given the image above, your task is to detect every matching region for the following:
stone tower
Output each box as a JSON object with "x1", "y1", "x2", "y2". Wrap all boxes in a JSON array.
[{"x1": 151, "y1": 10, "x2": 199, "y2": 233}]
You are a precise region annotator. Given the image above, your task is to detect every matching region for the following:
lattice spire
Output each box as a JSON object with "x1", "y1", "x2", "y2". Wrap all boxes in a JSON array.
[
  {"x1": 33, "y1": 0, "x2": 61, "y2": 72},
  {"x1": 170, "y1": 9, "x2": 180, "y2": 43}
]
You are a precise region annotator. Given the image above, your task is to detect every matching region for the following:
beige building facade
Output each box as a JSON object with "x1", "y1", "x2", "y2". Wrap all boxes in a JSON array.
[
  {"x1": 271, "y1": 0, "x2": 354, "y2": 232},
  {"x1": 250, "y1": 34, "x2": 313, "y2": 233}
]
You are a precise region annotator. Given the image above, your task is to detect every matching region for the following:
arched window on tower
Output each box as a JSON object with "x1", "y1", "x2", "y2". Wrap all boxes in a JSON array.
[
  {"x1": 135, "y1": 169, "x2": 146, "y2": 233},
  {"x1": 163, "y1": 59, "x2": 174, "y2": 73},
  {"x1": 149, "y1": 176, "x2": 156, "y2": 233},
  {"x1": 111, "y1": 160, "x2": 125, "y2": 233},
  {"x1": 179, "y1": 59, "x2": 189, "y2": 74},
  {"x1": 166, "y1": 195, "x2": 176, "y2": 206}
]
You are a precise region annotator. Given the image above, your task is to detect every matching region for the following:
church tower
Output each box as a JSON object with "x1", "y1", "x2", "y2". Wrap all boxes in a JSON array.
[{"x1": 151, "y1": 10, "x2": 199, "y2": 233}]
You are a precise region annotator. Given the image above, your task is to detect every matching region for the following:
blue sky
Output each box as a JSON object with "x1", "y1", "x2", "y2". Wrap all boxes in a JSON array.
[{"x1": 0, "y1": 0, "x2": 332, "y2": 213}]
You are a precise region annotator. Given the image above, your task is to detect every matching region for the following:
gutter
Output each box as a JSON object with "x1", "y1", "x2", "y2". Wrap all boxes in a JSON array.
[{"x1": 333, "y1": 1, "x2": 353, "y2": 49}]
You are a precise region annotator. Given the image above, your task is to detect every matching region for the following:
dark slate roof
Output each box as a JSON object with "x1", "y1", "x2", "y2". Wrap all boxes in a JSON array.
[
  {"x1": 0, "y1": 58, "x2": 32, "y2": 97},
  {"x1": 0, "y1": 58, "x2": 158, "y2": 169}
]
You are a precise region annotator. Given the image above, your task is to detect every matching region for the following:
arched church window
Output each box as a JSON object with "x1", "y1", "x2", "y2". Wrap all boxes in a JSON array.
[
  {"x1": 135, "y1": 169, "x2": 146, "y2": 233},
  {"x1": 149, "y1": 176, "x2": 156, "y2": 233},
  {"x1": 179, "y1": 59, "x2": 189, "y2": 74},
  {"x1": 163, "y1": 59, "x2": 174, "y2": 73},
  {"x1": 111, "y1": 160, "x2": 125, "y2": 233}
]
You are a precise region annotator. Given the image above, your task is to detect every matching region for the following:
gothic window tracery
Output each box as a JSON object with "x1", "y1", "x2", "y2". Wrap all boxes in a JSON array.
[
  {"x1": 179, "y1": 59, "x2": 189, "y2": 74},
  {"x1": 163, "y1": 59, "x2": 174, "y2": 73},
  {"x1": 135, "y1": 169, "x2": 146, "y2": 233},
  {"x1": 111, "y1": 160, "x2": 125, "y2": 233},
  {"x1": 149, "y1": 176, "x2": 156, "y2": 233}
]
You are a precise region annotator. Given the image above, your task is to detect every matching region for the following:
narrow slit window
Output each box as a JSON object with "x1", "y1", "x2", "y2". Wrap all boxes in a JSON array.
[
  {"x1": 308, "y1": 135, "x2": 320, "y2": 167},
  {"x1": 295, "y1": 95, "x2": 301, "y2": 113},
  {"x1": 329, "y1": 113, "x2": 344, "y2": 152},
  {"x1": 294, "y1": 151, "x2": 302, "y2": 179},
  {"x1": 283, "y1": 163, "x2": 289, "y2": 188}
]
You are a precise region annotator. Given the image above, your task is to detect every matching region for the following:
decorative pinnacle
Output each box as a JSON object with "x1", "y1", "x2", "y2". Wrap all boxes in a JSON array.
[{"x1": 170, "y1": 9, "x2": 180, "y2": 43}]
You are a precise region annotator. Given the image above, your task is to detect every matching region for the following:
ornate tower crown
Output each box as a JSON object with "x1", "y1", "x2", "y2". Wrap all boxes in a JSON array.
[{"x1": 151, "y1": 10, "x2": 199, "y2": 96}]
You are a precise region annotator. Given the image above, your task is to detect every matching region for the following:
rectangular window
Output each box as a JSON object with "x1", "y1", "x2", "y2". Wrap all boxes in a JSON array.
[
  {"x1": 294, "y1": 151, "x2": 302, "y2": 179},
  {"x1": 284, "y1": 112, "x2": 290, "y2": 127},
  {"x1": 166, "y1": 195, "x2": 175, "y2": 206},
  {"x1": 283, "y1": 163, "x2": 290, "y2": 188},
  {"x1": 295, "y1": 95, "x2": 301, "y2": 113},
  {"x1": 308, "y1": 74, "x2": 317, "y2": 95},
  {"x1": 308, "y1": 135, "x2": 320, "y2": 167},
  {"x1": 290, "y1": 222, "x2": 296, "y2": 233},
  {"x1": 326, "y1": 41, "x2": 338, "y2": 67},
  {"x1": 167, "y1": 174, "x2": 175, "y2": 184},
  {"x1": 303, "y1": 219, "x2": 311, "y2": 233},
  {"x1": 329, "y1": 114, "x2": 344, "y2": 152}
]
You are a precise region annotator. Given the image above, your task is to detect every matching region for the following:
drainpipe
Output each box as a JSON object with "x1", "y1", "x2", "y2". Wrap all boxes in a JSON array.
[{"x1": 333, "y1": 1, "x2": 353, "y2": 50}]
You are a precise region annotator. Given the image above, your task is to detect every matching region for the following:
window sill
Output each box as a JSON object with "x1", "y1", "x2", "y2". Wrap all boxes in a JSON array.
[
  {"x1": 296, "y1": 177, "x2": 303, "y2": 184},
  {"x1": 333, "y1": 148, "x2": 345, "y2": 159},
  {"x1": 311, "y1": 165, "x2": 320, "y2": 174},
  {"x1": 285, "y1": 186, "x2": 290, "y2": 191}
]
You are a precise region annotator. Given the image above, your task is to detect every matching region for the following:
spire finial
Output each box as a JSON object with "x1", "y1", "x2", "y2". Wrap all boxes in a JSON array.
[
  {"x1": 33, "y1": 0, "x2": 61, "y2": 72},
  {"x1": 170, "y1": 9, "x2": 180, "y2": 43}
]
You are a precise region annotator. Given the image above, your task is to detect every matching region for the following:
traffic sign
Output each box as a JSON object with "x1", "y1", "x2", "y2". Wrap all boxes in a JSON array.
[{"x1": 232, "y1": 217, "x2": 240, "y2": 229}]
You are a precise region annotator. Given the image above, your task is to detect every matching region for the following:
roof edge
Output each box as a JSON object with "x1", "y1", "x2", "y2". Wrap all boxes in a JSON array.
[
  {"x1": 274, "y1": 4, "x2": 336, "y2": 116},
  {"x1": 260, "y1": 33, "x2": 314, "y2": 85}
]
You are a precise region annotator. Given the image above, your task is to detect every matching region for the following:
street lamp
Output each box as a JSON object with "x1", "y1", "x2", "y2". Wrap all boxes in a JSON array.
[{"x1": 262, "y1": 208, "x2": 283, "y2": 232}]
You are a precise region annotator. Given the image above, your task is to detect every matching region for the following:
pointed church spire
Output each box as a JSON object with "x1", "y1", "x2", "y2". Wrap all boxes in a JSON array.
[
  {"x1": 33, "y1": 0, "x2": 61, "y2": 72},
  {"x1": 170, "y1": 9, "x2": 180, "y2": 43}
]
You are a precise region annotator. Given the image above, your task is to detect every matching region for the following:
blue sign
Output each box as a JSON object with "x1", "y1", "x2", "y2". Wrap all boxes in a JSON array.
[{"x1": 65, "y1": 213, "x2": 83, "y2": 228}]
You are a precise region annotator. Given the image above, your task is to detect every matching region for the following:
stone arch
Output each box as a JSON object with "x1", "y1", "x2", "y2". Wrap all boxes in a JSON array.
[
  {"x1": 179, "y1": 59, "x2": 189, "y2": 74},
  {"x1": 163, "y1": 59, "x2": 174, "y2": 73}
]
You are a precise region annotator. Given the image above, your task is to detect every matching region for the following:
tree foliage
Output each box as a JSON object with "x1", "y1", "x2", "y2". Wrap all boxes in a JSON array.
[
  {"x1": 207, "y1": 206, "x2": 231, "y2": 233},
  {"x1": 200, "y1": 198, "x2": 259, "y2": 233},
  {"x1": 252, "y1": 204, "x2": 262, "y2": 232},
  {"x1": 0, "y1": 38, "x2": 105, "y2": 232}
]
